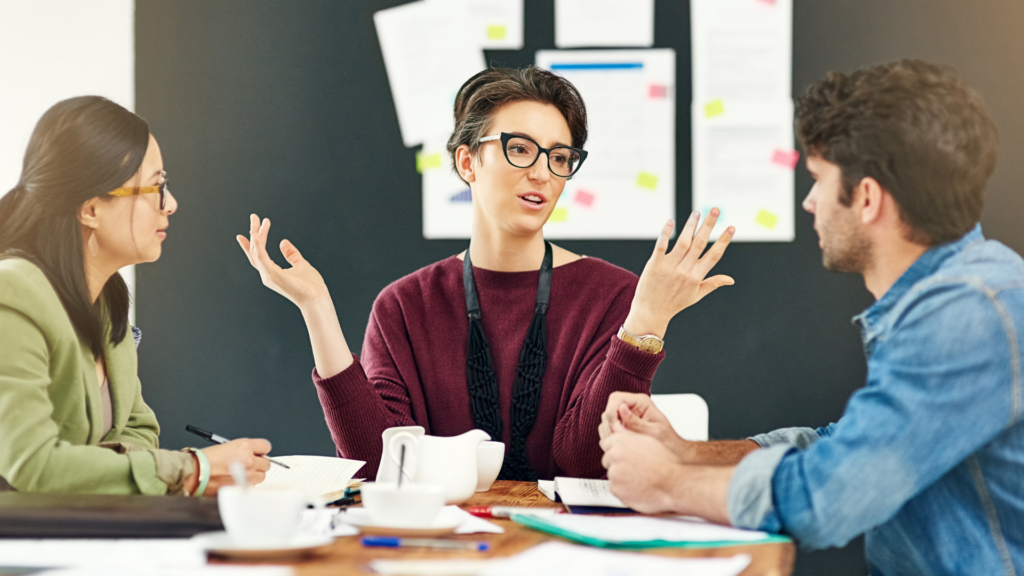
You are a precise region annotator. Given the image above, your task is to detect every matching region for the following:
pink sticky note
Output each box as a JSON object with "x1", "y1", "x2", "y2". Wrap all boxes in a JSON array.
[
  {"x1": 574, "y1": 189, "x2": 595, "y2": 208},
  {"x1": 758, "y1": 0, "x2": 777, "y2": 5},
  {"x1": 648, "y1": 84, "x2": 668, "y2": 99},
  {"x1": 772, "y1": 148, "x2": 800, "y2": 169}
]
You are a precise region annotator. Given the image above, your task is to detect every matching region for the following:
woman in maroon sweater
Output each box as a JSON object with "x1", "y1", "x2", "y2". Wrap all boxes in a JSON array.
[{"x1": 238, "y1": 67, "x2": 735, "y2": 480}]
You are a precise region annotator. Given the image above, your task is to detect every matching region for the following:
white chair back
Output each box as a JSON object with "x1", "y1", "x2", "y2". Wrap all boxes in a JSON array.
[{"x1": 650, "y1": 393, "x2": 709, "y2": 441}]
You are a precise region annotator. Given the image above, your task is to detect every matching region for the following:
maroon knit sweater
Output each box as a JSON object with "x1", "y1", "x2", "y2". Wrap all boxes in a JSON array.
[{"x1": 312, "y1": 255, "x2": 664, "y2": 480}]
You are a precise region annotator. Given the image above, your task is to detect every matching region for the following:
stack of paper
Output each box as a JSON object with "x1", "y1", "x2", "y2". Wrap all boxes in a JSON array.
[
  {"x1": 691, "y1": 0, "x2": 796, "y2": 242},
  {"x1": 258, "y1": 455, "x2": 364, "y2": 497},
  {"x1": 541, "y1": 477, "x2": 632, "y2": 514},
  {"x1": 511, "y1": 514, "x2": 789, "y2": 549}
]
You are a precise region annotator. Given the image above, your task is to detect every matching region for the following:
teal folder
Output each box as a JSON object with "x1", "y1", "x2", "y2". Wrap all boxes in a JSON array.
[{"x1": 511, "y1": 513, "x2": 791, "y2": 549}]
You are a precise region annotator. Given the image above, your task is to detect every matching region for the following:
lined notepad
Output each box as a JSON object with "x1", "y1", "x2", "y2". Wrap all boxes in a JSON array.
[{"x1": 259, "y1": 456, "x2": 365, "y2": 496}]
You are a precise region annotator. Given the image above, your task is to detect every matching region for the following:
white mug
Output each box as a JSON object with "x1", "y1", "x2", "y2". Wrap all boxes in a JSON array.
[
  {"x1": 360, "y1": 482, "x2": 445, "y2": 527},
  {"x1": 218, "y1": 486, "x2": 319, "y2": 546},
  {"x1": 476, "y1": 441, "x2": 505, "y2": 492}
]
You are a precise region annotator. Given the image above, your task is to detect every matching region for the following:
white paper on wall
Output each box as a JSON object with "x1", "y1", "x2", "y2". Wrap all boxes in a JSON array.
[
  {"x1": 691, "y1": 0, "x2": 796, "y2": 243},
  {"x1": 374, "y1": 1, "x2": 486, "y2": 147},
  {"x1": 0, "y1": 0, "x2": 137, "y2": 320},
  {"x1": 554, "y1": 0, "x2": 655, "y2": 48},
  {"x1": 435, "y1": 0, "x2": 525, "y2": 50}
]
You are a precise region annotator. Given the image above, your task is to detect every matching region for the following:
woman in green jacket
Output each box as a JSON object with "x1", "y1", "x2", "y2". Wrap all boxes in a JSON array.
[{"x1": 0, "y1": 96, "x2": 271, "y2": 495}]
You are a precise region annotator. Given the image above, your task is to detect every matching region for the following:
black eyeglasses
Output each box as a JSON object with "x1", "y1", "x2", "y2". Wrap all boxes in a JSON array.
[
  {"x1": 478, "y1": 132, "x2": 588, "y2": 178},
  {"x1": 108, "y1": 170, "x2": 170, "y2": 209}
]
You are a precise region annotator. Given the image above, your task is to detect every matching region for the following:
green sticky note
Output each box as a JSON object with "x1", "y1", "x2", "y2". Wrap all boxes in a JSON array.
[
  {"x1": 704, "y1": 99, "x2": 725, "y2": 118},
  {"x1": 636, "y1": 172, "x2": 659, "y2": 190},
  {"x1": 416, "y1": 152, "x2": 442, "y2": 173},
  {"x1": 487, "y1": 25, "x2": 507, "y2": 40},
  {"x1": 755, "y1": 209, "x2": 778, "y2": 229},
  {"x1": 549, "y1": 207, "x2": 568, "y2": 222}
]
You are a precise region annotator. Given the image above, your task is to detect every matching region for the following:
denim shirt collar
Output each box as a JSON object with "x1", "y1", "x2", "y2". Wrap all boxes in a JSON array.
[{"x1": 853, "y1": 224, "x2": 985, "y2": 343}]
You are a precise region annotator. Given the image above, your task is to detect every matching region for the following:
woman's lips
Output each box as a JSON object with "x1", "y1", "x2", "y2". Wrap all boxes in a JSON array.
[
  {"x1": 156, "y1": 230, "x2": 167, "y2": 239},
  {"x1": 517, "y1": 193, "x2": 547, "y2": 211}
]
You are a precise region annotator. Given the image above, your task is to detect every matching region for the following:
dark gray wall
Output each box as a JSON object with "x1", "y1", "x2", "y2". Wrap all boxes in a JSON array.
[{"x1": 134, "y1": 2, "x2": 1024, "y2": 574}]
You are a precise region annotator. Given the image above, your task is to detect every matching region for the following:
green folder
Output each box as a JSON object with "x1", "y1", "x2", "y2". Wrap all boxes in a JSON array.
[{"x1": 511, "y1": 513, "x2": 792, "y2": 550}]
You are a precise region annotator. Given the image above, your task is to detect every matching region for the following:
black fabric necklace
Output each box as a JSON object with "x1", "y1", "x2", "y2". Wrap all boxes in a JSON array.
[{"x1": 463, "y1": 242, "x2": 552, "y2": 481}]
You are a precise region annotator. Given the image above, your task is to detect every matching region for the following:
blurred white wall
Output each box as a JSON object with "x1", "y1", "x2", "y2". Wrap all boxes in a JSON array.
[{"x1": 0, "y1": 0, "x2": 136, "y2": 321}]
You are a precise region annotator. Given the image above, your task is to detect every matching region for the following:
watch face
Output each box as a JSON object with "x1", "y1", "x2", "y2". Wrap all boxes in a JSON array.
[{"x1": 638, "y1": 337, "x2": 662, "y2": 353}]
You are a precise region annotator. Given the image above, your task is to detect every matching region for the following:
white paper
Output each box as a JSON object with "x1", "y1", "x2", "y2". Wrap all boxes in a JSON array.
[
  {"x1": 692, "y1": 101, "x2": 796, "y2": 242},
  {"x1": 537, "y1": 480, "x2": 557, "y2": 501},
  {"x1": 553, "y1": 477, "x2": 626, "y2": 508},
  {"x1": 531, "y1": 515, "x2": 770, "y2": 545},
  {"x1": 259, "y1": 455, "x2": 365, "y2": 497},
  {"x1": 0, "y1": 539, "x2": 205, "y2": 568},
  {"x1": 690, "y1": 0, "x2": 795, "y2": 243},
  {"x1": 554, "y1": 0, "x2": 654, "y2": 48},
  {"x1": 484, "y1": 542, "x2": 751, "y2": 576},
  {"x1": 298, "y1": 508, "x2": 360, "y2": 537},
  {"x1": 339, "y1": 506, "x2": 503, "y2": 535},
  {"x1": 375, "y1": 1, "x2": 486, "y2": 147},
  {"x1": 36, "y1": 568, "x2": 292, "y2": 576},
  {"x1": 434, "y1": 0, "x2": 524, "y2": 49}
]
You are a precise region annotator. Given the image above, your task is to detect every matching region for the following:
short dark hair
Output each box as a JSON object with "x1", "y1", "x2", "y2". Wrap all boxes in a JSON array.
[
  {"x1": 447, "y1": 66, "x2": 588, "y2": 182},
  {"x1": 0, "y1": 96, "x2": 149, "y2": 358},
  {"x1": 796, "y1": 59, "x2": 998, "y2": 245}
]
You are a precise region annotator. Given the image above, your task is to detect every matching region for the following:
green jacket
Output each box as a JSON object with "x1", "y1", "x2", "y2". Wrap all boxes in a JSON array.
[{"x1": 0, "y1": 257, "x2": 193, "y2": 494}]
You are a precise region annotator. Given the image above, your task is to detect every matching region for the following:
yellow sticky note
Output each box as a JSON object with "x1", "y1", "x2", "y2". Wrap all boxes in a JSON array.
[
  {"x1": 549, "y1": 207, "x2": 568, "y2": 222},
  {"x1": 755, "y1": 209, "x2": 778, "y2": 229},
  {"x1": 636, "y1": 172, "x2": 659, "y2": 190},
  {"x1": 487, "y1": 25, "x2": 507, "y2": 40},
  {"x1": 704, "y1": 99, "x2": 725, "y2": 118},
  {"x1": 416, "y1": 152, "x2": 442, "y2": 173}
]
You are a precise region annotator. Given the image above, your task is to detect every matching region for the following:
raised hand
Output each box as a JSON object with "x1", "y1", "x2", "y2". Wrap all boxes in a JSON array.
[
  {"x1": 624, "y1": 208, "x2": 735, "y2": 338},
  {"x1": 236, "y1": 214, "x2": 328, "y2": 308}
]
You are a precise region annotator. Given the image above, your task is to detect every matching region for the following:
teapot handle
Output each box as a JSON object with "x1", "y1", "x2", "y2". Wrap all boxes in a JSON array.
[{"x1": 386, "y1": 431, "x2": 419, "y2": 484}]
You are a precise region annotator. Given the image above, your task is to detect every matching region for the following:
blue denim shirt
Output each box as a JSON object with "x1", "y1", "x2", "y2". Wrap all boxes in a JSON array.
[{"x1": 727, "y1": 225, "x2": 1024, "y2": 576}]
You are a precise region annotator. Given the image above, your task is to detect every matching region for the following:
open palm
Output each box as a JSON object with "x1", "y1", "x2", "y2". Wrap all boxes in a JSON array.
[{"x1": 236, "y1": 213, "x2": 328, "y2": 307}]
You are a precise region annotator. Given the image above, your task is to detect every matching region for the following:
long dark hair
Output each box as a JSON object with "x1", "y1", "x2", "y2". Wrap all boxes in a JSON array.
[{"x1": 0, "y1": 96, "x2": 150, "y2": 358}]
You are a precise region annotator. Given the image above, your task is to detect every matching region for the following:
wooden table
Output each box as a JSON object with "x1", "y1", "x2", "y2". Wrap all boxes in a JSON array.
[{"x1": 219, "y1": 481, "x2": 795, "y2": 576}]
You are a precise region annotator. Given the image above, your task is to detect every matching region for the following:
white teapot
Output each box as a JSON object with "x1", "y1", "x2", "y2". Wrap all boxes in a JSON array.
[{"x1": 379, "y1": 427, "x2": 491, "y2": 504}]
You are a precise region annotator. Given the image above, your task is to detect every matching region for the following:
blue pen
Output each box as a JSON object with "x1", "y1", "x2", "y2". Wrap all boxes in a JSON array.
[{"x1": 361, "y1": 536, "x2": 490, "y2": 551}]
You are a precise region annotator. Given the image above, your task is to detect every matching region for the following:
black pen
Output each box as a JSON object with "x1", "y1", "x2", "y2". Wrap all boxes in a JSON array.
[{"x1": 185, "y1": 425, "x2": 291, "y2": 469}]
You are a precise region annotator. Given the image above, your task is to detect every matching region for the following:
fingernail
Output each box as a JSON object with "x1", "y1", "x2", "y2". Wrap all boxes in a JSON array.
[{"x1": 691, "y1": 211, "x2": 699, "y2": 218}]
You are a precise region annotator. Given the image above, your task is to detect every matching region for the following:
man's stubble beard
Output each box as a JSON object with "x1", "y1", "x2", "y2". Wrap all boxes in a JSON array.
[{"x1": 821, "y1": 210, "x2": 872, "y2": 274}]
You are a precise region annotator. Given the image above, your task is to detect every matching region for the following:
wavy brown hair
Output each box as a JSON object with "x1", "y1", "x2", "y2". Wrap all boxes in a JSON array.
[{"x1": 796, "y1": 59, "x2": 999, "y2": 245}]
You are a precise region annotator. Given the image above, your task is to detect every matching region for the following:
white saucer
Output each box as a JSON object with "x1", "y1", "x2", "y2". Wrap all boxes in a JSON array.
[
  {"x1": 191, "y1": 531, "x2": 335, "y2": 560},
  {"x1": 341, "y1": 506, "x2": 464, "y2": 537}
]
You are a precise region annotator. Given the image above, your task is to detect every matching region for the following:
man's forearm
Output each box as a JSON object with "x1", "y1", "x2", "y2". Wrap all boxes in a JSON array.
[
  {"x1": 664, "y1": 463, "x2": 735, "y2": 524},
  {"x1": 679, "y1": 439, "x2": 760, "y2": 466}
]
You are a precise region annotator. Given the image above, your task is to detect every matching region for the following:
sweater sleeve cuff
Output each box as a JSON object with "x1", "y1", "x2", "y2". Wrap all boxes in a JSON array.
[
  {"x1": 750, "y1": 426, "x2": 822, "y2": 450},
  {"x1": 727, "y1": 444, "x2": 794, "y2": 532},
  {"x1": 605, "y1": 335, "x2": 665, "y2": 381},
  {"x1": 312, "y1": 355, "x2": 373, "y2": 409}
]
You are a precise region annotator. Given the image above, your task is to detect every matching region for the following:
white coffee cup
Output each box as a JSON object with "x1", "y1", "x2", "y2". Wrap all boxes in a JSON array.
[
  {"x1": 218, "y1": 486, "x2": 313, "y2": 546},
  {"x1": 360, "y1": 482, "x2": 445, "y2": 527},
  {"x1": 476, "y1": 441, "x2": 505, "y2": 492}
]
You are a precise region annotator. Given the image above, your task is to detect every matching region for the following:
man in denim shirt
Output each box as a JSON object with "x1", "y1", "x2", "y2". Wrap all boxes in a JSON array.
[{"x1": 599, "y1": 59, "x2": 1022, "y2": 575}]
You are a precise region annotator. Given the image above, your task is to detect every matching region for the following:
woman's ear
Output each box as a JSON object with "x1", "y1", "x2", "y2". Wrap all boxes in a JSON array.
[
  {"x1": 78, "y1": 197, "x2": 102, "y2": 231},
  {"x1": 455, "y1": 144, "x2": 477, "y2": 184}
]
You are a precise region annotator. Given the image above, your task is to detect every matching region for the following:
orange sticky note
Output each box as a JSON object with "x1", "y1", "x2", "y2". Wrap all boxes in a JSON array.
[
  {"x1": 755, "y1": 210, "x2": 779, "y2": 229},
  {"x1": 704, "y1": 99, "x2": 725, "y2": 118}
]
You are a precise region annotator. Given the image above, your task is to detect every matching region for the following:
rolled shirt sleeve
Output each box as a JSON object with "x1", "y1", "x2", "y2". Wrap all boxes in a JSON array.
[{"x1": 728, "y1": 283, "x2": 1019, "y2": 549}]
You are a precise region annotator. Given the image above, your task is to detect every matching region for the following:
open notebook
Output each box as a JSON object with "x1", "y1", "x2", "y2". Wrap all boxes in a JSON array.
[
  {"x1": 258, "y1": 456, "x2": 365, "y2": 497},
  {"x1": 539, "y1": 477, "x2": 634, "y2": 514}
]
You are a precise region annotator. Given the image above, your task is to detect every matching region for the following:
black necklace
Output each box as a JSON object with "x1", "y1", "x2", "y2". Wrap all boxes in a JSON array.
[{"x1": 463, "y1": 242, "x2": 552, "y2": 481}]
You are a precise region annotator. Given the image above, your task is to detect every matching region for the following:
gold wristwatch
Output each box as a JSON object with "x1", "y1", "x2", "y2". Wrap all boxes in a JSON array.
[{"x1": 617, "y1": 325, "x2": 665, "y2": 354}]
